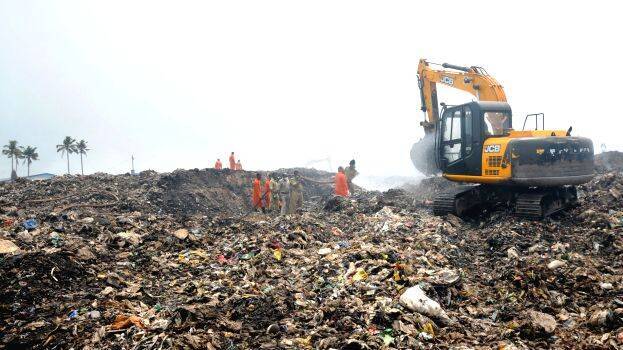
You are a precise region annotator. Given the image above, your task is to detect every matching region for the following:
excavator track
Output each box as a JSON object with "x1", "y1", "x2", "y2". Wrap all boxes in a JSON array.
[
  {"x1": 515, "y1": 187, "x2": 578, "y2": 219},
  {"x1": 515, "y1": 193, "x2": 548, "y2": 218},
  {"x1": 433, "y1": 185, "x2": 578, "y2": 219},
  {"x1": 433, "y1": 185, "x2": 481, "y2": 216}
]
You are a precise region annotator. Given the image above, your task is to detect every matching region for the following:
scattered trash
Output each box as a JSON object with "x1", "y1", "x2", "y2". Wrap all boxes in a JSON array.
[
  {"x1": 172, "y1": 228, "x2": 189, "y2": 240},
  {"x1": 547, "y1": 260, "x2": 567, "y2": 270},
  {"x1": 317, "y1": 247, "x2": 332, "y2": 255},
  {"x1": 0, "y1": 239, "x2": 20, "y2": 254},
  {"x1": 22, "y1": 218, "x2": 38, "y2": 230},
  {"x1": 87, "y1": 310, "x2": 101, "y2": 319},
  {"x1": 351, "y1": 268, "x2": 368, "y2": 282},
  {"x1": 116, "y1": 231, "x2": 142, "y2": 245},
  {"x1": 273, "y1": 248, "x2": 282, "y2": 261},
  {"x1": 588, "y1": 309, "x2": 612, "y2": 327},
  {"x1": 399, "y1": 285, "x2": 451, "y2": 324},
  {"x1": 599, "y1": 282, "x2": 614, "y2": 290},
  {"x1": 507, "y1": 247, "x2": 520, "y2": 259},
  {"x1": 110, "y1": 315, "x2": 146, "y2": 330},
  {"x1": 0, "y1": 158, "x2": 621, "y2": 349},
  {"x1": 525, "y1": 310, "x2": 557, "y2": 334}
]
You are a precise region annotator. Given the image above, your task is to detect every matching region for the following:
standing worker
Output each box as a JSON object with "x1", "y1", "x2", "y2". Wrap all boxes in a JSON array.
[
  {"x1": 344, "y1": 159, "x2": 358, "y2": 194},
  {"x1": 288, "y1": 170, "x2": 303, "y2": 214},
  {"x1": 263, "y1": 174, "x2": 272, "y2": 211},
  {"x1": 269, "y1": 174, "x2": 280, "y2": 212},
  {"x1": 278, "y1": 176, "x2": 290, "y2": 216},
  {"x1": 236, "y1": 160, "x2": 243, "y2": 171},
  {"x1": 229, "y1": 152, "x2": 236, "y2": 170},
  {"x1": 214, "y1": 159, "x2": 223, "y2": 170},
  {"x1": 335, "y1": 166, "x2": 349, "y2": 197},
  {"x1": 252, "y1": 173, "x2": 264, "y2": 212}
]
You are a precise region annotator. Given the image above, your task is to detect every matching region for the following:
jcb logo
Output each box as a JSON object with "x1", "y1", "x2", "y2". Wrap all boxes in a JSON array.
[
  {"x1": 441, "y1": 76, "x2": 454, "y2": 86},
  {"x1": 485, "y1": 144, "x2": 501, "y2": 153}
]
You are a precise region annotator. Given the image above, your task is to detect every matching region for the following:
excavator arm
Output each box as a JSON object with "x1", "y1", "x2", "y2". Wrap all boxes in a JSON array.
[
  {"x1": 417, "y1": 59, "x2": 507, "y2": 135},
  {"x1": 411, "y1": 59, "x2": 507, "y2": 175}
]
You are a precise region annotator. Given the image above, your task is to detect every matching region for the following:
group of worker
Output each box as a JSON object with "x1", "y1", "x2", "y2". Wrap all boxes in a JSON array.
[
  {"x1": 250, "y1": 159, "x2": 358, "y2": 215},
  {"x1": 214, "y1": 152, "x2": 242, "y2": 170},
  {"x1": 252, "y1": 171, "x2": 303, "y2": 215},
  {"x1": 333, "y1": 159, "x2": 358, "y2": 198}
]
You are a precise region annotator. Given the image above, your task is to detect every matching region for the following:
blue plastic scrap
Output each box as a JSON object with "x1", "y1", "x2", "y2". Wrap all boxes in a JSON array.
[{"x1": 22, "y1": 219, "x2": 38, "y2": 230}]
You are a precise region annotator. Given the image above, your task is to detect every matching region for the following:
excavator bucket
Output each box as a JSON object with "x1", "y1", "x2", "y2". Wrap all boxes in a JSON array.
[{"x1": 410, "y1": 133, "x2": 439, "y2": 175}]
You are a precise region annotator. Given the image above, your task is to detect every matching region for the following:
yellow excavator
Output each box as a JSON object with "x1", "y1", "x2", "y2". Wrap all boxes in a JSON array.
[{"x1": 410, "y1": 59, "x2": 594, "y2": 218}]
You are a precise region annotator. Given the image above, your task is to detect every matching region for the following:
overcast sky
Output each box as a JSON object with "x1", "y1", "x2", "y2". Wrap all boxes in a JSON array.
[{"x1": 1, "y1": 1, "x2": 621, "y2": 180}]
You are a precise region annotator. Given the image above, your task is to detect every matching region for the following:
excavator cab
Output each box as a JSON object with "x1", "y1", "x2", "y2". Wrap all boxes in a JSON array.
[{"x1": 435, "y1": 101, "x2": 512, "y2": 176}]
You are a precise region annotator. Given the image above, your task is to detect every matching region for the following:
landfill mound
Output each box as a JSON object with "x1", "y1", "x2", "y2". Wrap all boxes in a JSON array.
[
  {"x1": 156, "y1": 168, "x2": 334, "y2": 216},
  {"x1": 1, "y1": 167, "x2": 622, "y2": 349},
  {"x1": 596, "y1": 151, "x2": 623, "y2": 173}
]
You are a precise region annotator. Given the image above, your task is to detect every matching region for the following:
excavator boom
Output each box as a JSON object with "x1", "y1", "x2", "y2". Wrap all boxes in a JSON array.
[
  {"x1": 417, "y1": 59, "x2": 507, "y2": 132},
  {"x1": 411, "y1": 59, "x2": 507, "y2": 175}
]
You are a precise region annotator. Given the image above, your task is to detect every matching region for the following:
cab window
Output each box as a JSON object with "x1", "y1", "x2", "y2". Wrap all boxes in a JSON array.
[
  {"x1": 484, "y1": 112, "x2": 511, "y2": 136},
  {"x1": 442, "y1": 110, "x2": 462, "y2": 163}
]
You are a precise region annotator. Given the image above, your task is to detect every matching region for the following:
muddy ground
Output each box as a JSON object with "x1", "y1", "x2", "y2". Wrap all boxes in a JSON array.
[{"x1": 1, "y1": 156, "x2": 622, "y2": 349}]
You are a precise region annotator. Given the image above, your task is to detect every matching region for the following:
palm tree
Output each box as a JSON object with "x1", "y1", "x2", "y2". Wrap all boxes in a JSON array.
[
  {"x1": 14, "y1": 146, "x2": 24, "y2": 176},
  {"x1": 76, "y1": 140, "x2": 90, "y2": 175},
  {"x1": 56, "y1": 136, "x2": 76, "y2": 175},
  {"x1": 22, "y1": 146, "x2": 39, "y2": 177},
  {"x1": 2, "y1": 140, "x2": 21, "y2": 178}
]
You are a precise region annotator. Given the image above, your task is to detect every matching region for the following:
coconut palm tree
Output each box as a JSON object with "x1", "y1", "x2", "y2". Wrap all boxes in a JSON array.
[
  {"x1": 76, "y1": 140, "x2": 90, "y2": 175},
  {"x1": 56, "y1": 136, "x2": 76, "y2": 175},
  {"x1": 2, "y1": 140, "x2": 21, "y2": 178},
  {"x1": 22, "y1": 146, "x2": 39, "y2": 177},
  {"x1": 14, "y1": 146, "x2": 24, "y2": 176}
]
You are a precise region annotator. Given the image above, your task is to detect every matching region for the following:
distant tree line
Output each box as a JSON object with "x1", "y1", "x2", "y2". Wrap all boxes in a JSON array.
[{"x1": 3, "y1": 136, "x2": 91, "y2": 179}]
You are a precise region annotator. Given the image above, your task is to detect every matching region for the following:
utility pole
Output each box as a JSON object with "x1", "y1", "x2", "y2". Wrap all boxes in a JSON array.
[{"x1": 131, "y1": 155, "x2": 135, "y2": 175}]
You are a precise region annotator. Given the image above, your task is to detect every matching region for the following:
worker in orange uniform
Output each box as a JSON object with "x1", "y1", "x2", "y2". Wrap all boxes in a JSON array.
[
  {"x1": 229, "y1": 152, "x2": 236, "y2": 170},
  {"x1": 263, "y1": 174, "x2": 272, "y2": 210},
  {"x1": 214, "y1": 159, "x2": 223, "y2": 170},
  {"x1": 335, "y1": 166, "x2": 349, "y2": 197},
  {"x1": 236, "y1": 160, "x2": 243, "y2": 171},
  {"x1": 252, "y1": 173, "x2": 265, "y2": 212}
]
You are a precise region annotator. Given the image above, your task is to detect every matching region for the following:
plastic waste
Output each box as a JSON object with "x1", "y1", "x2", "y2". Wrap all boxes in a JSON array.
[
  {"x1": 273, "y1": 248, "x2": 282, "y2": 261},
  {"x1": 0, "y1": 239, "x2": 20, "y2": 254},
  {"x1": 110, "y1": 315, "x2": 146, "y2": 330},
  {"x1": 547, "y1": 260, "x2": 566, "y2": 270},
  {"x1": 22, "y1": 218, "x2": 38, "y2": 230},
  {"x1": 317, "y1": 248, "x2": 332, "y2": 255},
  {"x1": 399, "y1": 285, "x2": 451, "y2": 324},
  {"x1": 352, "y1": 268, "x2": 368, "y2": 281}
]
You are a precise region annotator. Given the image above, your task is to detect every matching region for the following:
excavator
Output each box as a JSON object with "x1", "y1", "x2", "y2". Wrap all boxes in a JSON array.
[{"x1": 410, "y1": 59, "x2": 594, "y2": 218}]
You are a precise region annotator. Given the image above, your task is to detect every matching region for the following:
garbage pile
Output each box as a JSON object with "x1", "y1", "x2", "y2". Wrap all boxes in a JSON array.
[
  {"x1": 596, "y1": 151, "x2": 623, "y2": 173},
  {"x1": 1, "y1": 162, "x2": 622, "y2": 349}
]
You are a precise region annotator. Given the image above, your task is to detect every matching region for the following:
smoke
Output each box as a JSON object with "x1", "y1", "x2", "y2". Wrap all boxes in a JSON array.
[{"x1": 355, "y1": 174, "x2": 424, "y2": 192}]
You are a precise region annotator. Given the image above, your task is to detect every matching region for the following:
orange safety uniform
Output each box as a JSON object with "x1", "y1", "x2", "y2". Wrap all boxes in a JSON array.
[
  {"x1": 236, "y1": 161, "x2": 243, "y2": 171},
  {"x1": 215, "y1": 160, "x2": 222, "y2": 169},
  {"x1": 252, "y1": 179, "x2": 263, "y2": 208},
  {"x1": 263, "y1": 180, "x2": 271, "y2": 208},
  {"x1": 229, "y1": 155, "x2": 236, "y2": 170},
  {"x1": 335, "y1": 171, "x2": 349, "y2": 197}
]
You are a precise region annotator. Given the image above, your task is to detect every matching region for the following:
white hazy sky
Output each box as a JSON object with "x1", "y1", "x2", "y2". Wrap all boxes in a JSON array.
[{"x1": 1, "y1": 1, "x2": 622, "y2": 180}]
